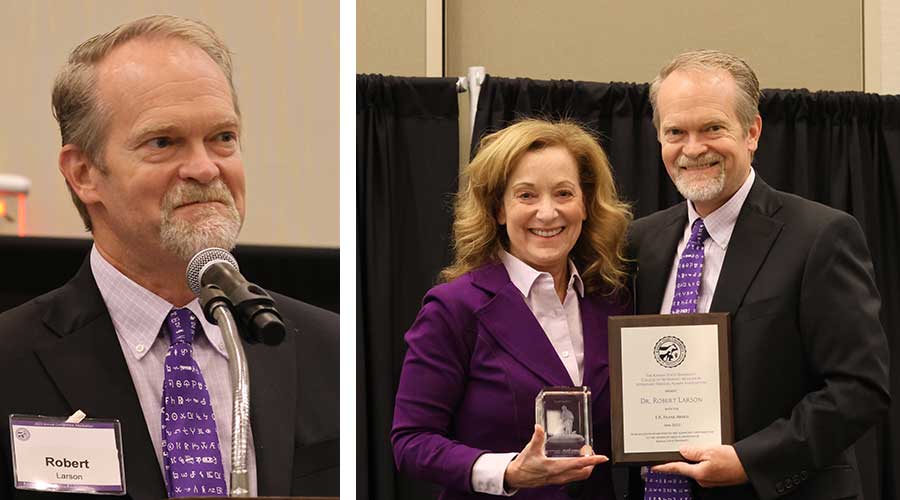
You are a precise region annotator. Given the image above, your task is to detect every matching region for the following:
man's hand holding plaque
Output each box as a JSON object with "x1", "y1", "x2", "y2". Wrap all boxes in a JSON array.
[{"x1": 651, "y1": 444, "x2": 748, "y2": 487}]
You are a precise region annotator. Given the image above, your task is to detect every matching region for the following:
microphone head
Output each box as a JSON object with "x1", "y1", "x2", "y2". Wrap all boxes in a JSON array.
[{"x1": 186, "y1": 248, "x2": 240, "y2": 296}]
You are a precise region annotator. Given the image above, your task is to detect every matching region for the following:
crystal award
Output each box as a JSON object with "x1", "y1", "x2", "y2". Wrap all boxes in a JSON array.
[{"x1": 535, "y1": 386, "x2": 592, "y2": 458}]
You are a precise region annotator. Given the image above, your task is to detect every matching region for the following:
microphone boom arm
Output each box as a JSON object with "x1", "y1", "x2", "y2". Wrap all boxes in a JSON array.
[
  {"x1": 201, "y1": 286, "x2": 251, "y2": 497},
  {"x1": 189, "y1": 248, "x2": 287, "y2": 497}
]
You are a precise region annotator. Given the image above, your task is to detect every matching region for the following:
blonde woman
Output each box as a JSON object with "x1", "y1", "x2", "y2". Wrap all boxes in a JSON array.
[{"x1": 392, "y1": 119, "x2": 632, "y2": 499}]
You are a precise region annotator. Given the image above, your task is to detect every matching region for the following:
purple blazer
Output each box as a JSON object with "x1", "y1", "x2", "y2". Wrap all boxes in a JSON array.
[{"x1": 391, "y1": 262, "x2": 627, "y2": 499}]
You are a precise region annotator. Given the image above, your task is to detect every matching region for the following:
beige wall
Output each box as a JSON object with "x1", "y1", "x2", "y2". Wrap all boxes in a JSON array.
[
  {"x1": 357, "y1": 0, "x2": 426, "y2": 76},
  {"x1": 879, "y1": 0, "x2": 900, "y2": 93},
  {"x1": 358, "y1": 1, "x2": 869, "y2": 90},
  {"x1": 445, "y1": 1, "x2": 863, "y2": 91},
  {"x1": 0, "y1": 0, "x2": 338, "y2": 248}
]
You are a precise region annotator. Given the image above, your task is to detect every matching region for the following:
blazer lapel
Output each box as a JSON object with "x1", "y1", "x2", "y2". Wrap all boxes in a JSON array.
[
  {"x1": 245, "y1": 326, "x2": 297, "y2": 496},
  {"x1": 580, "y1": 295, "x2": 612, "y2": 395},
  {"x1": 636, "y1": 207, "x2": 685, "y2": 314},
  {"x1": 36, "y1": 259, "x2": 165, "y2": 500},
  {"x1": 710, "y1": 177, "x2": 784, "y2": 314},
  {"x1": 473, "y1": 264, "x2": 574, "y2": 387}
]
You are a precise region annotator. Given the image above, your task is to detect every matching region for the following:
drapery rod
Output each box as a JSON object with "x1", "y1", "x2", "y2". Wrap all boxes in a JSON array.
[
  {"x1": 455, "y1": 66, "x2": 485, "y2": 92},
  {"x1": 456, "y1": 66, "x2": 486, "y2": 137},
  {"x1": 456, "y1": 76, "x2": 467, "y2": 93}
]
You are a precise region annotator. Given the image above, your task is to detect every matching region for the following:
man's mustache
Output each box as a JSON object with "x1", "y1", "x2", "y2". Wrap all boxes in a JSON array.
[
  {"x1": 162, "y1": 181, "x2": 237, "y2": 211},
  {"x1": 675, "y1": 152, "x2": 724, "y2": 168}
]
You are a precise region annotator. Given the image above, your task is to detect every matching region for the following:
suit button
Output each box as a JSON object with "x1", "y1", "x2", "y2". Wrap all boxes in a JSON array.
[
  {"x1": 775, "y1": 481, "x2": 783, "y2": 493},
  {"x1": 793, "y1": 473, "x2": 801, "y2": 484},
  {"x1": 800, "y1": 470, "x2": 808, "y2": 480}
]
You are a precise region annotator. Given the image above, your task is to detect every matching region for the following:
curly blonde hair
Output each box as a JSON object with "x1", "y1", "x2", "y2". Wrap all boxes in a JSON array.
[{"x1": 440, "y1": 119, "x2": 632, "y2": 295}]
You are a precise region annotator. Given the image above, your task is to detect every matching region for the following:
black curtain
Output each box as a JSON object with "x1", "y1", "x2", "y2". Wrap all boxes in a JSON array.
[
  {"x1": 472, "y1": 75, "x2": 900, "y2": 500},
  {"x1": 0, "y1": 236, "x2": 339, "y2": 314},
  {"x1": 356, "y1": 75, "x2": 460, "y2": 500}
]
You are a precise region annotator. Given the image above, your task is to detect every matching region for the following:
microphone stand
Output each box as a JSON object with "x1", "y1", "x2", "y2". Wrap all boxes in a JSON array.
[{"x1": 200, "y1": 287, "x2": 251, "y2": 497}]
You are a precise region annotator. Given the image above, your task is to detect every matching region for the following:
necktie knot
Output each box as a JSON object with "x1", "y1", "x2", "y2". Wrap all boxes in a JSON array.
[
  {"x1": 669, "y1": 217, "x2": 709, "y2": 316},
  {"x1": 165, "y1": 308, "x2": 197, "y2": 346},
  {"x1": 689, "y1": 218, "x2": 709, "y2": 246}
]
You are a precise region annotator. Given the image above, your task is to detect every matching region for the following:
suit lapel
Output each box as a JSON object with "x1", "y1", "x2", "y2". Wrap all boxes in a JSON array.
[
  {"x1": 637, "y1": 207, "x2": 685, "y2": 314},
  {"x1": 36, "y1": 259, "x2": 165, "y2": 500},
  {"x1": 710, "y1": 177, "x2": 784, "y2": 314},
  {"x1": 473, "y1": 264, "x2": 574, "y2": 387},
  {"x1": 246, "y1": 325, "x2": 297, "y2": 496}
]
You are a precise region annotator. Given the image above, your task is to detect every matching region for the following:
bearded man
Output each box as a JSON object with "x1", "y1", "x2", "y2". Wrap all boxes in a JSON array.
[
  {"x1": 626, "y1": 50, "x2": 889, "y2": 500},
  {"x1": 0, "y1": 16, "x2": 338, "y2": 499}
]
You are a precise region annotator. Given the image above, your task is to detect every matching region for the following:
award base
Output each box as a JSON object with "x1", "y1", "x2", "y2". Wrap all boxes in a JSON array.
[{"x1": 545, "y1": 434, "x2": 586, "y2": 457}]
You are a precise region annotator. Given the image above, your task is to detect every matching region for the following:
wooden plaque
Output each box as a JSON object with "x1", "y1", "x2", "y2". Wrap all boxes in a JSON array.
[{"x1": 608, "y1": 313, "x2": 733, "y2": 464}]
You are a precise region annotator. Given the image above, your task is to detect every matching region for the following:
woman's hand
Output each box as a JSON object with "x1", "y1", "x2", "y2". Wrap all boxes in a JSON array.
[{"x1": 503, "y1": 425, "x2": 608, "y2": 489}]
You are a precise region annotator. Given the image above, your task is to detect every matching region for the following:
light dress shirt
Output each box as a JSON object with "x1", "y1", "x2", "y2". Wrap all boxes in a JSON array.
[
  {"x1": 470, "y1": 250, "x2": 585, "y2": 495},
  {"x1": 90, "y1": 245, "x2": 258, "y2": 495},
  {"x1": 660, "y1": 168, "x2": 756, "y2": 314}
]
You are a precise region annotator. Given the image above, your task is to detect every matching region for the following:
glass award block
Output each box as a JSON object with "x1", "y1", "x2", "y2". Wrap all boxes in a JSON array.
[{"x1": 535, "y1": 386, "x2": 592, "y2": 458}]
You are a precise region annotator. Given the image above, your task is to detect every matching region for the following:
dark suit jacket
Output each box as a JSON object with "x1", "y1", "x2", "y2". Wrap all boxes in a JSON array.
[
  {"x1": 626, "y1": 176, "x2": 890, "y2": 500},
  {"x1": 391, "y1": 262, "x2": 627, "y2": 499},
  {"x1": 0, "y1": 257, "x2": 339, "y2": 499}
]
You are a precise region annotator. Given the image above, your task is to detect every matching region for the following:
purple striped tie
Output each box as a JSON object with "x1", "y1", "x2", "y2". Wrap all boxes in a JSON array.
[
  {"x1": 645, "y1": 218, "x2": 709, "y2": 500},
  {"x1": 161, "y1": 308, "x2": 227, "y2": 497}
]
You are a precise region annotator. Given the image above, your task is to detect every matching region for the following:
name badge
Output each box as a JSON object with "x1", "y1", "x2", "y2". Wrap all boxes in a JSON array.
[{"x1": 9, "y1": 414, "x2": 126, "y2": 495}]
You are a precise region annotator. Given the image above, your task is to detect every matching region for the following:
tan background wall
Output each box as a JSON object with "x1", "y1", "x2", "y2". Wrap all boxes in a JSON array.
[
  {"x1": 879, "y1": 0, "x2": 900, "y2": 93},
  {"x1": 445, "y1": 0, "x2": 863, "y2": 91},
  {"x1": 357, "y1": 0, "x2": 425, "y2": 76},
  {"x1": 359, "y1": 0, "x2": 872, "y2": 89},
  {"x1": 0, "y1": 0, "x2": 338, "y2": 248}
]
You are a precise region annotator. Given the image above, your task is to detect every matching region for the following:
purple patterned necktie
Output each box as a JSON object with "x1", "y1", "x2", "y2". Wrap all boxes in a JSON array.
[
  {"x1": 161, "y1": 308, "x2": 227, "y2": 498},
  {"x1": 645, "y1": 218, "x2": 709, "y2": 500},
  {"x1": 670, "y1": 218, "x2": 709, "y2": 315}
]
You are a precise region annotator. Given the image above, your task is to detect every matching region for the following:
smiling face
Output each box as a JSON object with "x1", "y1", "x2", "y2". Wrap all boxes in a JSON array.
[
  {"x1": 656, "y1": 68, "x2": 761, "y2": 216},
  {"x1": 88, "y1": 36, "x2": 245, "y2": 262},
  {"x1": 497, "y1": 145, "x2": 586, "y2": 278}
]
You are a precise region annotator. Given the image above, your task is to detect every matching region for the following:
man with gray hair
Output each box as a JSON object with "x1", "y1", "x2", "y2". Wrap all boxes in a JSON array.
[
  {"x1": 0, "y1": 15, "x2": 338, "y2": 499},
  {"x1": 627, "y1": 49, "x2": 889, "y2": 499}
]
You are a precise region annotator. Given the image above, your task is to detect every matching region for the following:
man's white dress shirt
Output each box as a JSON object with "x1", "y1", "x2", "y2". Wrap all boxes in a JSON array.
[
  {"x1": 660, "y1": 168, "x2": 756, "y2": 314},
  {"x1": 90, "y1": 245, "x2": 258, "y2": 495}
]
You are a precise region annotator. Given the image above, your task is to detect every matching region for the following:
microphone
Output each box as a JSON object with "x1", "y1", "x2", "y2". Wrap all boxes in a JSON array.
[{"x1": 186, "y1": 248, "x2": 286, "y2": 345}]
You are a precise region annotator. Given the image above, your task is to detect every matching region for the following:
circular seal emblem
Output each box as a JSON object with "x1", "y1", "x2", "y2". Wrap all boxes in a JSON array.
[
  {"x1": 14, "y1": 427, "x2": 30, "y2": 441},
  {"x1": 654, "y1": 336, "x2": 686, "y2": 368}
]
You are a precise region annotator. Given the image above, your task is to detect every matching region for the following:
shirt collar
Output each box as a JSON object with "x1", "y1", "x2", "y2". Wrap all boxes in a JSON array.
[
  {"x1": 687, "y1": 167, "x2": 756, "y2": 249},
  {"x1": 90, "y1": 244, "x2": 229, "y2": 360},
  {"x1": 499, "y1": 249, "x2": 584, "y2": 299}
]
